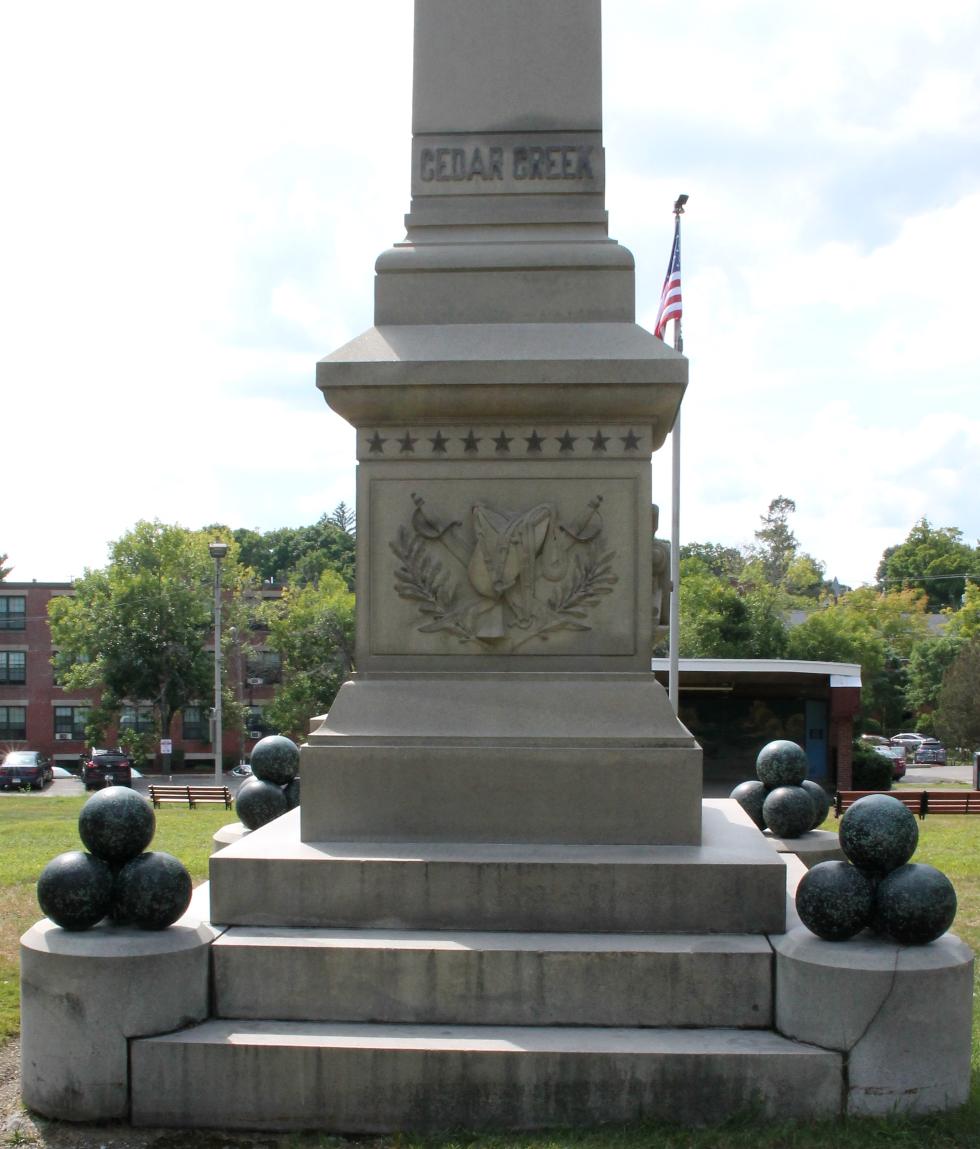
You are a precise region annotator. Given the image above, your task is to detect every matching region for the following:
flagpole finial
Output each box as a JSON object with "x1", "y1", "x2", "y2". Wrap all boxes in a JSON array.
[{"x1": 673, "y1": 193, "x2": 689, "y2": 215}]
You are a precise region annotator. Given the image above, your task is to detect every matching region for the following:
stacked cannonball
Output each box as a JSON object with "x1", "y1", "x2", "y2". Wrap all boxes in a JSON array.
[
  {"x1": 235, "y1": 735, "x2": 301, "y2": 831},
  {"x1": 796, "y1": 793, "x2": 957, "y2": 945},
  {"x1": 730, "y1": 740, "x2": 831, "y2": 839},
  {"x1": 37, "y1": 788, "x2": 192, "y2": 932}
]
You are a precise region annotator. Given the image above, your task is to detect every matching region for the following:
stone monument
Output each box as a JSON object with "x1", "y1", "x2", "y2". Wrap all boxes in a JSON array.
[{"x1": 21, "y1": 0, "x2": 973, "y2": 1132}]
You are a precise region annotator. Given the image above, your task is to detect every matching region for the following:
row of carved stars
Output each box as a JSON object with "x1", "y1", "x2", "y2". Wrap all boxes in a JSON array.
[{"x1": 366, "y1": 429, "x2": 644, "y2": 454}]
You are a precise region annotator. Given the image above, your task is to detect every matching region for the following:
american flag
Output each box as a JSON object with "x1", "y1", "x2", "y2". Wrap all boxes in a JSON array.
[{"x1": 654, "y1": 216, "x2": 682, "y2": 341}]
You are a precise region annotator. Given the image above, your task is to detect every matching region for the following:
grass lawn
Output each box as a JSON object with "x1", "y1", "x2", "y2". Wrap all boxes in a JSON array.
[{"x1": 1, "y1": 796, "x2": 979, "y2": 1147}]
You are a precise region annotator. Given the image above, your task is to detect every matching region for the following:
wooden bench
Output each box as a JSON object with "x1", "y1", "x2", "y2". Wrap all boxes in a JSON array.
[
  {"x1": 835, "y1": 789, "x2": 980, "y2": 820},
  {"x1": 148, "y1": 784, "x2": 233, "y2": 809}
]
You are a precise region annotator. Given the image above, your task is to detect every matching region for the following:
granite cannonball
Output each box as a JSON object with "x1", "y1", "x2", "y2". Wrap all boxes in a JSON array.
[
  {"x1": 762, "y1": 785, "x2": 815, "y2": 839},
  {"x1": 283, "y1": 777, "x2": 301, "y2": 810},
  {"x1": 730, "y1": 779, "x2": 767, "y2": 830},
  {"x1": 78, "y1": 786, "x2": 156, "y2": 864},
  {"x1": 839, "y1": 793, "x2": 919, "y2": 875},
  {"x1": 755, "y1": 740, "x2": 809, "y2": 788},
  {"x1": 796, "y1": 860, "x2": 875, "y2": 940},
  {"x1": 235, "y1": 777, "x2": 289, "y2": 829},
  {"x1": 871, "y1": 862, "x2": 957, "y2": 944},
  {"x1": 801, "y1": 779, "x2": 831, "y2": 830},
  {"x1": 112, "y1": 851, "x2": 192, "y2": 929},
  {"x1": 37, "y1": 851, "x2": 114, "y2": 931},
  {"x1": 249, "y1": 735, "x2": 300, "y2": 785}
]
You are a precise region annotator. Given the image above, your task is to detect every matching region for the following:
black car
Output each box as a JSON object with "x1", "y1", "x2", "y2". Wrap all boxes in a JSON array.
[
  {"x1": 82, "y1": 749, "x2": 133, "y2": 790},
  {"x1": 0, "y1": 750, "x2": 54, "y2": 791}
]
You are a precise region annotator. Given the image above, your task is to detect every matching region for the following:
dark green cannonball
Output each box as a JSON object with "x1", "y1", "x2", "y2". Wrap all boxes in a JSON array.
[
  {"x1": 763, "y1": 785, "x2": 815, "y2": 839},
  {"x1": 283, "y1": 777, "x2": 301, "y2": 810},
  {"x1": 801, "y1": 779, "x2": 831, "y2": 830},
  {"x1": 112, "y1": 851, "x2": 192, "y2": 929},
  {"x1": 249, "y1": 735, "x2": 300, "y2": 785},
  {"x1": 796, "y1": 860, "x2": 875, "y2": 940},
  {"x1": 730, "y1": 780, "x2": 767, "y2": 830},
  {"x1": 839, "y1": 793, "x2": 918, "y2": 875},
  {"x1": 756, "y1": 740, "x2": 809, "y2": 788},
  {"x1": 871, "y1": 863, "x2": 957, "y2": 944},
  {"x1": 235, "y1": 777, "x2": 289, "y2": 829},
  {"x1": 78, "y1": 787, "x2": 156, "y2": 864},
  {"x1": 37, "y1": 851, "x2": 114, "y2": 931}
]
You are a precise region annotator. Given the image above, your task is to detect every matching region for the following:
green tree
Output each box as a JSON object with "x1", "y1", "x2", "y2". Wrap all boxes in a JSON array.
[
  {"x1": 678, "y1": 559, "x2": 787, "y2": 658},
  {"x1": 233, "y1": 508, "x2": 356, "y2": 589},
  {"x1": 876, "y1": 518, "x2": 979, "y2": 611},
  {"x1": 904, "y1": 635, "x2": 966, "y2": 717},
  {"x1": 678, "y1": 542, "x2": 744, "y2": 581},
  {"x1": 261, "y1": 571, "x2": 355, "y2": 741},
  {"x1": 935, "y1": 638, "x2": 980, "y2": 751},
  {"x1": 786, "y1": 588, "x2": 929, "y2": 731},
  {"x1": 945, "y1": 581, "x2": 980, "y2": 639},
  {"x1": 750, "y1": 495, "x2": 799, "y2": 586},
  {"x1": 0, "y1": 553, "x2": 10, "y2": 581},
  {"x1": 48, "y1": 521, "x2": 249, "y2": 751}
]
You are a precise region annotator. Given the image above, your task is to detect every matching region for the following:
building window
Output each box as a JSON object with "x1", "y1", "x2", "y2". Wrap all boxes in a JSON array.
[
  {"x1": 182, "y1": 705, "x2": 209, "y2": 741},
  {"x1": 245, "y1": 707, "x2": 273, "y2": 739},
  {"x1": 246, "y1": 649, "x2": 282, "y2": 685},
  {"x1": 0, "y1": 651, "x2": 26, "y2": 684},
  {"x1": 54, "y1": 706, "x2": 90, "y2": 740},
  {"x1": 0, "y1": 706, "x2": 27, "y2": 740},
  {"x1": 0, "y1": 597, "x2": 26, "y2": 630},
  {"x1": 119, "y1": 704, "x2": 155, "y2": 734}
]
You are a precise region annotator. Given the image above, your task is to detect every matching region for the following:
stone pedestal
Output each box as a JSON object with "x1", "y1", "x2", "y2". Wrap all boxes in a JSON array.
[
  {"x1": 20, "y1": 895, "x2": 217, "y2": 1122},
  {"x1": 773, "y1": 926, "x2": 974, "y2": 1116}
]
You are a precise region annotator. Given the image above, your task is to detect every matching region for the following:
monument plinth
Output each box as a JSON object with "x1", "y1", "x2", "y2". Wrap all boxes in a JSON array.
[{"x1": 306, "y1": 0, "x2": 697, "y2": 846}]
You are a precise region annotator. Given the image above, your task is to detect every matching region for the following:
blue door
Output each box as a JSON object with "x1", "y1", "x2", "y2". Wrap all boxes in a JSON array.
[{"x1": 805, "y1": 700, "x2": 828, "y2": 781}]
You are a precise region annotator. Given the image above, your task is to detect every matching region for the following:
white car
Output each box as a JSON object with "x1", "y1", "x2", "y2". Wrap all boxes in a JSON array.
[{"x1": 890, "y1": 732, "x2": 926, "y2": 747}]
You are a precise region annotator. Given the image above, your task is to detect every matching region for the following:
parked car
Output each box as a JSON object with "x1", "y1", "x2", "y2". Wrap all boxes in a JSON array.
[
  {"x1": 890, "y1": 732, "x2": 927, "y2": 748},
  {"x1": 82, "y1": 749, "x2": 133, "y2": 790},
  {"x1": 873, "y1": 744, "x2": 907, "y2": 780},
  {"x1": 913, "y1": 739, "x2": 947, "y2": 766},
  {"x1": 0, "y1": 750, "x2": 53, "y2": 791}
]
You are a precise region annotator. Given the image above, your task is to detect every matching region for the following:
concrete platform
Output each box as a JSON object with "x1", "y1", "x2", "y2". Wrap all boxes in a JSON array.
[
  {"x1": 209, "y1": 801, "x2": 788, "y2": 934},
  {"x1": 131, "y1": 1020, "x2": 842, "y2": 1131},
  {"x1": 213, "y1": 927, "x2": 773, "y2": 1027}
]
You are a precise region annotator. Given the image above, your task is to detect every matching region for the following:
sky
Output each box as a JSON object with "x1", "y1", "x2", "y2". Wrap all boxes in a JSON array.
[{"x1": 2, "y1": 0, "x2": 978, "y2": 589}]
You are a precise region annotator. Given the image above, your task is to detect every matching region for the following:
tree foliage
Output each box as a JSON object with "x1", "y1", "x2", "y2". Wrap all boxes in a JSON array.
[
  {"x1": 935, "y1": 638, "x2": 980, "y2": 751},
  {"x1": 260, "y1": 571, "x2": 355, "y2": 741},
  {"x1": 0, "y1": 553, "x2": 10, "y2": 581},
  {"x1": 875, "y1": 518, "x2": 979, "y2": 611},
  {"x1": 47, "y1": 521, "x2": 249, "y2": 748},
  {"x1": 234, "y1": 507, "x2": 355, "y2": 589}
]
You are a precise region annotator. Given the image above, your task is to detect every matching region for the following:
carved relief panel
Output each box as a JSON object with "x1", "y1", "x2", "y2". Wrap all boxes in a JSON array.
[{"x1": 363, "y1": 466, "x2": 646, "y2": 665}]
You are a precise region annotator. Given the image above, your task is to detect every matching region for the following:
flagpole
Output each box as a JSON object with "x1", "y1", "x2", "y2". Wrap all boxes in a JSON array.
[{"x1": 667, "y1": 195, "x2": 686, "y2": 714}]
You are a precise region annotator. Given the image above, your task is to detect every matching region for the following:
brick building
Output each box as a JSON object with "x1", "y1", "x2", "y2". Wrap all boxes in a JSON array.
[{"x1": 0, "y1": 581, "x2": 281, "y2": 772}]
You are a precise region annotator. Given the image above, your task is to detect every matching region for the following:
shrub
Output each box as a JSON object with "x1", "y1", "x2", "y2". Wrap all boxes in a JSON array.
[{"x1": 851, "y1": 740, "x2": 893, "y2": 791}]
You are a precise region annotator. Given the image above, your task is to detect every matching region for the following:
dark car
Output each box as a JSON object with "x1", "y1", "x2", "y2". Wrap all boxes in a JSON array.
[
  {"x1": 82, "y1": 749, "x2": 133, "y2": 791},
  {"x1": 913, "y1": 739, "x2": 947, "y2": 766},
  {"x1": 873, "y1": 744, "x2": 907, "y2": 780},
  {"x1": 0, "y1": 750, "x2": 54, "y2": 791}
]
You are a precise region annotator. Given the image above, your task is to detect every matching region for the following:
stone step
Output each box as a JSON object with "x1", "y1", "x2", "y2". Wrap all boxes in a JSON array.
[
  {"x1": 213, "y1": 927, "x2": 774, "y2": 1028},
  {"x1": 208, "y1": 801, "x2": 787, "y2": 934},
  {"x1": 131, "y1": 1020, "x2": 843, "y2": 1131}
]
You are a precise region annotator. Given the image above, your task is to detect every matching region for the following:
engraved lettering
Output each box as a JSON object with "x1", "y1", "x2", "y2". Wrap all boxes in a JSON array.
[
  {"x1": 420, "y1": 148, "x2": 435, "y2": 182},
  {"x1": 547, "y1": 146, "x2": 563, "y2": 178},
  {"x1": 562, "y1": 146, "x2": 576, "y2": 178},
  {"x1": 489, "y1": 146, "x2": 504, "y2": 178},
  {"x1": 436, "y1": 148, "x2": 452, "y2": 180},
  {"x1": 529, "y1": 146, "x2": 546, "y2": 178},
  {"x1": 468, "y1": 148, "x2": 485, "y2": 179},
  {"x1": 513, "y1": 146, "x2": 528, "y2": 180},
  {"x1": 577, "y1": 145, "x2": 594, "y2": 178}
]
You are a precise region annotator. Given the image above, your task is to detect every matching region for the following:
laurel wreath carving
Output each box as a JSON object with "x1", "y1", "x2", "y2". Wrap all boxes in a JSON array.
[{"x1": 391, "y1": 506, "x2": 618, "y2": 651}]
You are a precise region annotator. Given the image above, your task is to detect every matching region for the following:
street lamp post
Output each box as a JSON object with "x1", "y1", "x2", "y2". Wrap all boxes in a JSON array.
[{"x1": 209, "y1": 542, "x2": 229, "y2": 787}]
